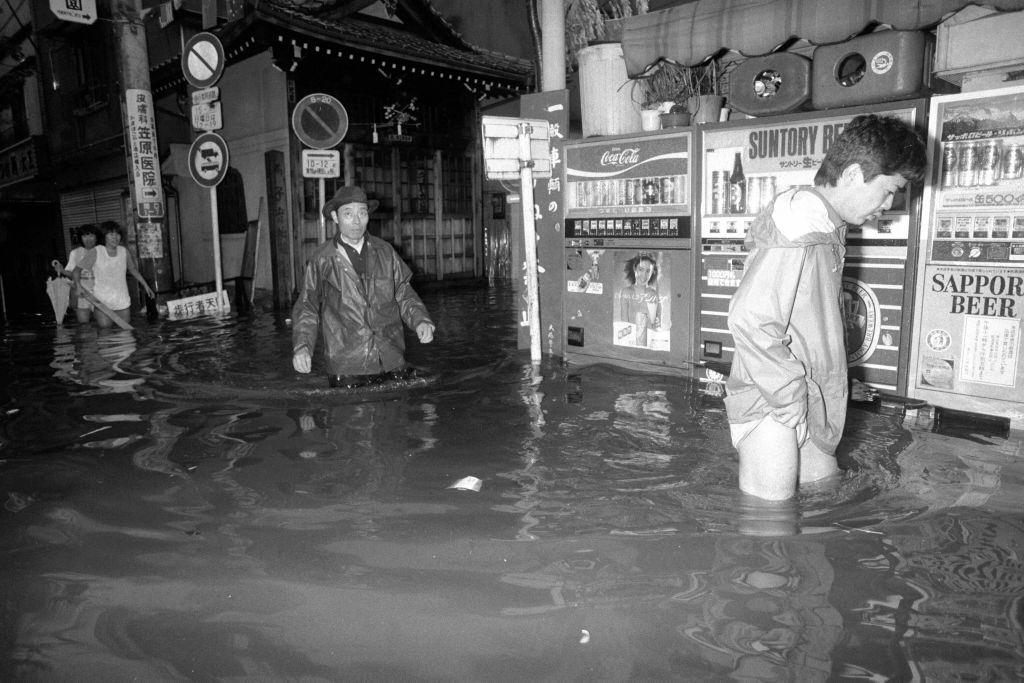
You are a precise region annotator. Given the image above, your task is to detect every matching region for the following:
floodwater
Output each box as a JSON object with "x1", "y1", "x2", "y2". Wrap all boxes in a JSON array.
[{"x1": 1, "y1": 284, "x2": 1022, "y2": 681}]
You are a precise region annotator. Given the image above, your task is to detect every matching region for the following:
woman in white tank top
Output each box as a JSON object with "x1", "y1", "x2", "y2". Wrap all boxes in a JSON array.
[{"x1": 74, "y1": 222, "x2": 155, "y2": 328}]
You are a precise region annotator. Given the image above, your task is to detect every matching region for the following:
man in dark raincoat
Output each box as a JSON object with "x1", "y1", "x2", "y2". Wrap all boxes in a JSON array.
[{"x1": 292, "y1": 186, "x2": 434, "y2": 387}]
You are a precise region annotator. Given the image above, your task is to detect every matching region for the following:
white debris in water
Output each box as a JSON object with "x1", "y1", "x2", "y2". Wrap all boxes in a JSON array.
[{"x1": 447, "y1": 476, "x2": 482, "y2": 492}]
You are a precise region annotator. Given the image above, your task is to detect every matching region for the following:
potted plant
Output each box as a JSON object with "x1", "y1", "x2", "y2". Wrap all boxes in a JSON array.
[
  {"x1": 636, "y1": 54, "x2": 732, "y2": 127},
  {"x1": 634, "y1": 58, "x2": 690, "y2": 129}
]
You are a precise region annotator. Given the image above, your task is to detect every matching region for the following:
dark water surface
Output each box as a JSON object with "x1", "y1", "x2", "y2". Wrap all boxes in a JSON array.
[{"x1": 1, "y1": 285, "x2": 1022, "y2": 680}]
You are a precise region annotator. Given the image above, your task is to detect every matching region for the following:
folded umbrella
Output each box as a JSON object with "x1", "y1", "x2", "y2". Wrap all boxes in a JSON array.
[{"x1": 46, "y1": 276, "x2": 71, "y2": 324}]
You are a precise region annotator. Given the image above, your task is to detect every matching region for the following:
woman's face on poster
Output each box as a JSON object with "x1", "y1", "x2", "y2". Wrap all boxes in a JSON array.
[{"x1": 634, "y1": 258, "x2": 655, "y2": 285}]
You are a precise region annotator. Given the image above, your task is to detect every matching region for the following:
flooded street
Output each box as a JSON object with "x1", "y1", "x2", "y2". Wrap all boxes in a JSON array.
[{"x1": 1, "y1": 284, "x2": 1022, "y2": 680}]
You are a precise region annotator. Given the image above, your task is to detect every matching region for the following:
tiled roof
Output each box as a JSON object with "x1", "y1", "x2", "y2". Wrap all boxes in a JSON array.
[{"x1": 259, "y1": 0, "x2": 533, "y2": 84}]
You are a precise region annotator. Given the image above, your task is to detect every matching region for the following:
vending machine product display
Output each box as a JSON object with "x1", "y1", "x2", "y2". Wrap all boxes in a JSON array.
[
  {"x1": 563, "y1": 130, "x2": 695, "y2": 372},
  {"x1": 696, "y1": 101, "x2": 926, "y2": 394},
  {"x1": 909, "y1": 85, "x2": 1024, "y2": 427}
]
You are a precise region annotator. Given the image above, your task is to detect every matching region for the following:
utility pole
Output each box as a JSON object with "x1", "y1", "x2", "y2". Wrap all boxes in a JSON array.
[
  {"x1": 112, "y1": 0, "x2": 174, "y2": 311},
  {"x1": 540, "y1": 0, "x2": 566, "y2": 92}
]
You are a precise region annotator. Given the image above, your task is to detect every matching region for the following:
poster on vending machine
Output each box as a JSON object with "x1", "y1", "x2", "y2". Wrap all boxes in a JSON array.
[{"x1": 612, "y1": 250, "x2": 671, "y2": 351}]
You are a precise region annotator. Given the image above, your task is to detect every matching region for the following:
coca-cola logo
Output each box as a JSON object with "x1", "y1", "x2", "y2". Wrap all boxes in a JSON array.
[{"x1": 600, "y1": 148, "x2": 640, "y2": 166}]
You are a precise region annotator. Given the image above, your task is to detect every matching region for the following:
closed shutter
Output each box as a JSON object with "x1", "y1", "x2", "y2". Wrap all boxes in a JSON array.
[{"x1": 60, "y1": 184, "x2": 129, "y2": 254}]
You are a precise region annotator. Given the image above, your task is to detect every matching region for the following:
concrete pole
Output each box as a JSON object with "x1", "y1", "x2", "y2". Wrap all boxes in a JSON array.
[
  {"x1": 112, "y1": 0, "x2": 174, "y2": 305},
  {"x1": 540, "y1": 0, "x2": 566, "y2": 92}
]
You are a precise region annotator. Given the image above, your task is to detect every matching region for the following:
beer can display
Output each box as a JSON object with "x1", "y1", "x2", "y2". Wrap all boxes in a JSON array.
[
  {"x1": 1002, "y1": 143, "x2": 1024, "y2": 179},
  {"x1": 977, "y1": 139, "x2": 1001, "y2": 186},
  {"x1": 957, "y1": 142, "x2": 977, "y2": 187},
  {"x1": 747, "y1": 176, "x2": 761, "y2": 215},
  {"x1": 716, "y1": 171, "x2": 730, "y2": 214},
  {"x1": 941, "y1": 143, "x2": 958, "y2": 187},
  {"x1": 710, "y1": 172, "x2": 722, "y2": 214}
]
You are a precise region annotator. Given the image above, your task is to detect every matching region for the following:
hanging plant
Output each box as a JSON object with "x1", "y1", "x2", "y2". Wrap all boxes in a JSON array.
[{"x1": 564, "y1": 0, "x2": 649, "y2": 71}]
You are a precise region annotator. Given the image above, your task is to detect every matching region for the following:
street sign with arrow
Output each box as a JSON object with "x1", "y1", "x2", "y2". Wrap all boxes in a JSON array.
[{"x1": 49, "y1": 0, "x2": 97, "y2": 25}]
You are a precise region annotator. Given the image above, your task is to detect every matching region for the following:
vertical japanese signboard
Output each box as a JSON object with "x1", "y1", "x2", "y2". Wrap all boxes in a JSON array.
[
  {"x1": 126, "y1": 88, "x2": 164, "y2": 257},
  {"x1": 910, "y1": 85, "x2": 1024, "y2": 426},
  {"x1": 519, "y1": 91, "x2": 569, "y2": 356}
]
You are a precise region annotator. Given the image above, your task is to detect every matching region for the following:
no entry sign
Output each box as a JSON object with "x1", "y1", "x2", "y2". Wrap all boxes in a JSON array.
[
  {"x1": 189, "y1": 132, "x2": 229, "y2": 187},
  {"x1": 291, "y1": 93, "x2": 348, "y2": 149},
  {"x1": 182, "y1": 32, "x2": 225, "y2": 89}
]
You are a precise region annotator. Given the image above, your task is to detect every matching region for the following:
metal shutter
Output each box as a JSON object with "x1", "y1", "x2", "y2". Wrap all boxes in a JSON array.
[{"x1": 60, "y1": 184, "x2": 129, "y2": 253}]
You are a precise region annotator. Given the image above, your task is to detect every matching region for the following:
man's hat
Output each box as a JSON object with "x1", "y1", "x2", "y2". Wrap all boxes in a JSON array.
[{"x1": 322, "y1": 186, "x2": 379, "y2": 220}]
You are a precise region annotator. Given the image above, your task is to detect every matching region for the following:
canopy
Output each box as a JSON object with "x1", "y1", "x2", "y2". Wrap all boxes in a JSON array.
[{"x1": 619, "y1": 0, "x2": 1024, "y2": 76}]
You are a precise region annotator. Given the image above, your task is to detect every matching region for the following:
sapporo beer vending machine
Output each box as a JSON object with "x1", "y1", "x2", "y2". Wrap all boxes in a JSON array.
[
  {"x1": 696, "y1": 101, "x2": 927, "y2": 394},
  {"x1": 563, "y1": 129, "x2": 695, "y2": 372},
  {"x1": 909, "y1": 86, "x2": 1024, "y2": 427}
]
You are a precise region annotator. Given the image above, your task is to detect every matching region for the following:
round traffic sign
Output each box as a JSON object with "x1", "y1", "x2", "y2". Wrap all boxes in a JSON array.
[
  {"x1": 291, "y1": 93, "x2": 348, "y2": 149},
  {"x1": 189, "y1": 132, "x2": 229, "y2": 187},
  {"x1": 182, "y1": 32, "x2": 225, "y2": 89}
]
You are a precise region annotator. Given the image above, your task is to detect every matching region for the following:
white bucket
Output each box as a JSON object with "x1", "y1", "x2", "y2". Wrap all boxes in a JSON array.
[{"x1": 578, "y1": 43, "x2": 641, "y2": 137}]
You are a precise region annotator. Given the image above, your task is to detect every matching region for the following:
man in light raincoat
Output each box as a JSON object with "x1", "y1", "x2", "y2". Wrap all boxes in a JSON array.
[
  {"x1": 292, "y1": 186, "x2": 434, "y2": 388},
  {"x1": 725, "y1": 115, "x2": 926, "y2": 501}
]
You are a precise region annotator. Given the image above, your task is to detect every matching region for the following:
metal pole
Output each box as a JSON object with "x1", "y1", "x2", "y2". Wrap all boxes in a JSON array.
[
  {"x1": 210, "y1": 187, "x2": 224, "y2": 309},
  {"x1": 518, "y1": 123, "x2": 541, "y2": 365},
  {"x1": 318, "y1": 177, "x2": 326, "y2": 243}
]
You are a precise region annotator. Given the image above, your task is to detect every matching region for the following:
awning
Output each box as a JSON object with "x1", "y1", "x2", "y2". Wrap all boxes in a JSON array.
[{"x1": 619, "y1": 0, "x2": 1024, "y2": 76}]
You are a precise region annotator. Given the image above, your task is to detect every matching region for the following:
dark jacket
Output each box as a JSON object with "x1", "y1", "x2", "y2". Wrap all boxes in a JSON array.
[{"x1": 292, "y1": 235, "x2": 432, "y2": 376}]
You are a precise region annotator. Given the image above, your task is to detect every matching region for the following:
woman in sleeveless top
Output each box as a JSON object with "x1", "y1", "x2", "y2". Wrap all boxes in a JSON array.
[
  {"x1": 74, "y1": 222, "x2": 155, "y2": 328},
  {"x1": 53, "y1": 223, "x2": 100, "y2": 323}
]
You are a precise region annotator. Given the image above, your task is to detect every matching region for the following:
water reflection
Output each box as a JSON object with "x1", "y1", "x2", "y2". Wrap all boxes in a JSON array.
[{"x1": 670, "y1": 536, "x2": 842, "y2": 681}]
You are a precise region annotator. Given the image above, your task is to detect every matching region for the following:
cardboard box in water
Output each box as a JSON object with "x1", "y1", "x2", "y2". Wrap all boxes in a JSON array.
[{"x1": 934, "y1": 6, "x2": 1024, "y2": 84}]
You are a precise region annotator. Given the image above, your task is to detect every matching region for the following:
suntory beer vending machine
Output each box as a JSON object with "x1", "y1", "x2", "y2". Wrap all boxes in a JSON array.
[
  {"x1": 909, "y1": 86, "x2": 1024, "y2": 428},
  {"x1": 696, "y1": 101, "x2": 927, "y2": 394},
  {"x1": 563, "y1": 129, "x2": 696, "y2": 372}
]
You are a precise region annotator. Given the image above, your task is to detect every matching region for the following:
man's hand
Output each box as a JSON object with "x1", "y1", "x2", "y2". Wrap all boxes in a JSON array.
[
  {"x1": 416, "y1": 322, "x2": 435, "y2": 344},
  {"x1": 769, "y1": 400, "x2": 805, "y2": 430},
  {"x1": 293, "y1": 349, "x2": 312, "y2": 373}
]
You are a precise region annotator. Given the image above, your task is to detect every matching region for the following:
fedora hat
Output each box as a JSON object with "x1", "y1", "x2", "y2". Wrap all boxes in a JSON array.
[{"x1": 322, "y1": 186, "x2": 379, "y2": 220}]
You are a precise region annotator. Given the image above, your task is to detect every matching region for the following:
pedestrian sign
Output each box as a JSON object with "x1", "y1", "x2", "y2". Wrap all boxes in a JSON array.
[{"x1": 189, "y1": 132, "x2": 229, "y2": 187}]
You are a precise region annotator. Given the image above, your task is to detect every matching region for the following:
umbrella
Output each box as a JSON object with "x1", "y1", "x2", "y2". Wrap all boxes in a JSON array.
[{"x1": 46, "y1": 275, "x2": 71, "y2": 324}]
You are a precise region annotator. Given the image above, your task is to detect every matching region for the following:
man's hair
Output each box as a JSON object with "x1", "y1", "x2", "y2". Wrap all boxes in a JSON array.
[{"x1": 815, "y1": 114, "x2": 926, "y2": 187}]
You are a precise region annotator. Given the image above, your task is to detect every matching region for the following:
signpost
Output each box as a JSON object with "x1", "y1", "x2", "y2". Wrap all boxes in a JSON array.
[
  {"x1": 186, "y1": 132, "x2": 230, "y2": 315},
  {"x1": 172, "y1": 33, "x2": 230, "y2": 319},
  {"x1": 481, "y1": 116, "x2": 552, "y2": 365},
  {"x1": 292, "y1": 94, "x2": 349, "y2": 241},
  {"x1": 49, "y1": 0, "x2": 97, "y2": 25}
]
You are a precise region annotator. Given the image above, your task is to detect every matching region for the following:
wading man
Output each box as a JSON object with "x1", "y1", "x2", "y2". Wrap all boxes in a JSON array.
[
  {"x1": 725, "y1": 115, "x2": 926, "y2": 501},
  {"x1": 292, "y1": 186, "x2": 435, "y2": 388}
]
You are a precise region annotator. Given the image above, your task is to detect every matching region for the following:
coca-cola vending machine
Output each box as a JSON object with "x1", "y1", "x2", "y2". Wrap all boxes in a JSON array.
[
  {"x1": 695, "y1": 101, "x2": 927, "y2": 395},
  {"x1": 562, "y1": 129, "x2": 696, "y2": 373},
  {"x1": 909, "y1": 85, "x2": 1024, "y2": 428}
]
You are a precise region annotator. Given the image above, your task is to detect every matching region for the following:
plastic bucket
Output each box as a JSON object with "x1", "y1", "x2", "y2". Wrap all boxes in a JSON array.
[{"x1": 578, "y1": 43, "x2": 641, "y2": 137}]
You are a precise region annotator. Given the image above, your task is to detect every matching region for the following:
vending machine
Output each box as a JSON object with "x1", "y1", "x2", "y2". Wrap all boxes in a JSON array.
[
  {"x1": 695, "y1": 101, "x2": 927, "y2": 395},
  {"x1": 562, "y1": 129, "x2": 696, "y2": 373},
  {"x1": 909, "y1": 85, "x2": 1024, "y2": 428}
]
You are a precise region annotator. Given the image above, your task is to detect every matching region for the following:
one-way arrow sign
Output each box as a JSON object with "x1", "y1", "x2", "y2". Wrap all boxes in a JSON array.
[{"x1": 49, "y1": 0, "x2": 97, "y2": 25}]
